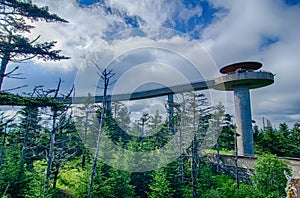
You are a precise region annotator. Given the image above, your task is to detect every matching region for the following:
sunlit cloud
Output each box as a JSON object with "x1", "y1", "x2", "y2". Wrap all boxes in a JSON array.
[{"x1": 2, "y1": 0, "x2": 299, "y2": 127}]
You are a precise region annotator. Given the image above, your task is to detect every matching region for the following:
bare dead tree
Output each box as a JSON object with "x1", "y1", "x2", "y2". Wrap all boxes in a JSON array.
[
  {"x1": 139, "y1": 112, "x2": 150, "y2": 137},
  {"x1": 45, "y1": 79, "x2": 74, "y2": 193},
  {"x1": 18, "y1": 86, "x2": 43, "y2": 180},
  {"x1": 88, "y1": 68, "x2": 115, "y2": 198},
  {"x1": 74, "y1": 93, "x2": 97, "y2": 169},
  {"x1": 45, "y1": 79, "x2": 61, "y2": 193}
]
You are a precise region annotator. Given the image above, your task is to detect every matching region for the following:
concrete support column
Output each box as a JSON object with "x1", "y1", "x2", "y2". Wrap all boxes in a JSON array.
[
  {"x1": 106, "y1": 100, "x2": 112, "y2": 115},
  {"x1": 233, "y1": 84, "x2": 254, "y2": 156},
  {"x1": 168, "y1": 94, "x2": 174, "y2": 134}
]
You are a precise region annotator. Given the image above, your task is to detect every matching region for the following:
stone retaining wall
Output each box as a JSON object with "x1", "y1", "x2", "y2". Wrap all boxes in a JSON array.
[{"x1": 206, "y1": 153, "x2": 300, "y2": 183}]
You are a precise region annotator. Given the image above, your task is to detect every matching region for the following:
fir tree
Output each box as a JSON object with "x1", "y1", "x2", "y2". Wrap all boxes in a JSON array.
[
  {"x1": 148, "y1": 167, "x2": 174, "y2": 198},
  {"x1": 0, "y1": 0, "x2": 69, "y2": 90}
]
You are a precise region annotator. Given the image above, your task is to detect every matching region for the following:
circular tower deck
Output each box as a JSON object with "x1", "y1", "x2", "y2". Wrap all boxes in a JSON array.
[
  {"x1": 219, "y1": 61, "x2": 262, "y2": 74},
  {"x1": 213, "y1": 62, "x2": 274, "y2": 91}
]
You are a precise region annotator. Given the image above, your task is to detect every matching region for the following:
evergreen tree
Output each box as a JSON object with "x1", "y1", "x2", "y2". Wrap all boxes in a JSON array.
[
  {"x1": 104, "y1": 168, "x2": 134, "y2": 198},
  {"x1": 182, "y1": 92, "x2": 212, "y2": 198},
  {"x1": 104, "y1": 115, "x2": 131, "y2": 146},
  {"x1": 0, "y1": 0, "x2": 69, "y2": 90},
  {"x1": 278, "y1": 123, "x2": 293, "y2": 156},
  {"x1": 0, "y1": 112, "x2": 15, "y2": 171},
  {"x1": 0, "y1": 140, "x2": 22, "y2": 197},
  {"x1": 254, "y1": 122, "x2": 300, "y2": 158},
  {"x1": 113, "y1": 101, "x2": 131, "y2": 132},
  {"x1": 260, "y1": 126, "x2": 283, "y2": 155},
  {"x1": 89, "y1": 161, "x2": 134, "y2": 198},
  {"x1": 205, "y1": 102, "x2": 224, "y2": 150},
  {"x1": 290, "y1": 122, "x2": 300, "y2": 158},
  {"x1": 149, "y1": 110, "x2": 163, "y2": 132},
  {"x1": 17, "y1": 105, "x2": 41, "y2": 182},
  {"x1": 52, "y1": 113, "x2": 84, "y2": 189},
  {"x1": 218, "y1": 114, "x2": 234, "y2": 151},
  {"x1": 75, "y1": 93, "x2": 97, "y2": 169},
  {"x1": 148, "y1": 167, "x2": 174, "y2": 198},
  {"x1": 88, "y1": 69, "x2": 114, "y2": 198}
]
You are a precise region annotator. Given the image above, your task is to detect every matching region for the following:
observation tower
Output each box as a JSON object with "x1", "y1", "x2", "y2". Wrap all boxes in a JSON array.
[{"x1": 214, "y1": 61, "x2": 274, "y2": 156}]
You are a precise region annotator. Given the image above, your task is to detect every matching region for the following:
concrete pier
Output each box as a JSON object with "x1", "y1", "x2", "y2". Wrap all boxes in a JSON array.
[
  {"x1": 168, "y1": 94, "x2": 174, "y2": 134},
  {"x1": 106, "y1": 100, "x2": 112, "y2": 114},
  {"x1": 233, "y1": 84, "x2": 254, "y2": 156}
]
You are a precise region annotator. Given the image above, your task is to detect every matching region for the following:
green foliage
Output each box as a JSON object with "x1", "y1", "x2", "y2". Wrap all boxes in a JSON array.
[
  {"x1": 58, "y1": 167, "x2": 88, "y2": 197},
  {"x1": 0, "y1": 92, "x2": 66, "y2": 107},
  {"x1": 0, "y1": 0, "x2": 68, "y2": 23},
  {"x1": 1, "y1": 91, "x2": 299, "y2": 198},
  {"x1": 0, "y1": 0, "x2": 69, "y2": 91},
  {"x1": 104, "y1": 116, "x2": 131, "y2": 146},
  {"x1": 218, "y1": 114, "x2": 235, "y2": 150},
  {"x1": 148, "y1": 167, "x2": 174, "y2": 198},
  {"x1": 290, "y1": 122, "x2": 300, "y2": 157},
  {"x1": 251, "y1": 154, "x2": 291, "y2": 197},
  {"x1": 254, "y1": 123, "x2": 300, "y2": 158},
  {"x1": 113, "y1": 101, "x2": 131, "y2": 132},
  {"x1": 0, "y1": 0, "x2": 69, "y2": 62},
  {"x1": 91, "y1": 163, "x2": 134, "y2": 198},
  {"x1": 196, "y1": 174, "x2": 264, "y2": 198},
  {"x1": 23, "y1": 161, "x2": 49, "y2": 198},
  {"x1": 130, "y1": 171, "x2": 152, "y2": 198},
  {"x1": 197, "y1": 164, "x2": 217, "y2": 191},
  {"x1": 0, "y1": 144, "x2": 21, "y2": 196}
]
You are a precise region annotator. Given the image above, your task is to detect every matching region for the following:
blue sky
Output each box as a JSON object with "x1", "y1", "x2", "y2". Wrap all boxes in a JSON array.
[
  {"x1": 77, "y1": 0, "x2": 220, "y2": 39},
  {"x1": 2, "y1": 0, "x2": 300, "y2": 128}
]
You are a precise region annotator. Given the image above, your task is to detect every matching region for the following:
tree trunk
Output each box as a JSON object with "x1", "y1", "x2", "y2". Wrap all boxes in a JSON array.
[
  {"x1": 81, "y1": 154, "x2": 86, "y2": 169},
  {"x1": 88, "y1": 104, "x2": 105, "y2": 198},
  {"x1": 191, "y1": 94, "x2": 198, "y2": 198},
  {"x1": 18, "y1": 110, "x2": 31, "y2": 180},
  {"x1": 0, "y1": 124, "x2": 7, "y2": 170},
  {"x1": 52, "y1": 163, "x2": 60, "y2": 189},
  {"x1": 82, "y1": 112, "x2": 88, "y2": 169},
  {"x1": 45, "y1": 109, "x2": 57, "y2": 193},
  {"x1": 217, "y1": 141, "x2": 220, "y2": 174},
  {"x1": 0, "y1": 52, "x2": 10, "y2": 91},
  {"x1": 88, "y1": 69, "x2": 112, "y2": 198},
  {"x1": 45, "y1": 79, "x2": 61, "y2": 193},
  {"x1": 191, "y1": 135, "x2": 198, "y2": 198}
]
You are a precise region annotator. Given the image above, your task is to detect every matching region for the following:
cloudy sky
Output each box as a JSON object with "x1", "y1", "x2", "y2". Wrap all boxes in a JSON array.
[{"x1": 2, "y1": 0, "x2": 300, "y2": 128}]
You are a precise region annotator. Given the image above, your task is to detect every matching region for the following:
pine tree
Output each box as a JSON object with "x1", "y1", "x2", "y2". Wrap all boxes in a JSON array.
[
  {"x1": 291, "y1": 122, "x2": 300, "y2": 158},
  {"x1": 218, "y1": 114, "x2": 234, "y2": 151},
  {"x1": 88, "y1": 69, "x2": 114, "y2": 198},
  {"x1": 17, "y1": 105, "x2": 41, "y2": 178},
  {"x1": 52, "y1": 113, "x2": 84, "y2": 189},
  {"x1": 0, "y1": 112, "x2": 15, "y2": 171},
  {"x1": 113, "y1": 101, "x2": 131, "y2": 132},
  {"x1": 75, "y1": 93, "x2": 97, "y2": 169},
  {"x1": 181, "y1": 92, "x2": 212, "y2": 198},
  {"x1": 149, "y1": 110, "x2": 163, "y2": 132},
  {"x1": 0, "y1": 0, "x2": 69, "y2": 90},
  {"x1": 148, "y1": 167, "x2": 174, "y2": 198}
]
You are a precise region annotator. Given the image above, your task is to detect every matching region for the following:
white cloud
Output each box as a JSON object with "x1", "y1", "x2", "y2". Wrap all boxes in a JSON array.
[
  {"x1": 4, "y1": 0, "x2": 299, "y2": 128},
  {"x1": 106, "y1": 0, "x2": 174, "y2": 26},
  {"x1": 29, "y1": 0, "x2": 127, "y2": 71},
  {"x1": 201, "y1": 0, "x2": 300, "y2": 127},
  {"x1": 72, "y1": 31, "x2": 220, "y2": 99}
]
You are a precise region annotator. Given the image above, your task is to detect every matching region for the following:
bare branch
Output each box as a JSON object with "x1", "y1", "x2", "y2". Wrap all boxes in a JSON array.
[
  {"x1": 1, "y1": 84, "x2": 27, "y2": 92},
  {"x1": 4, "y1": 66, "x2": 19, "y2": 77}
]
